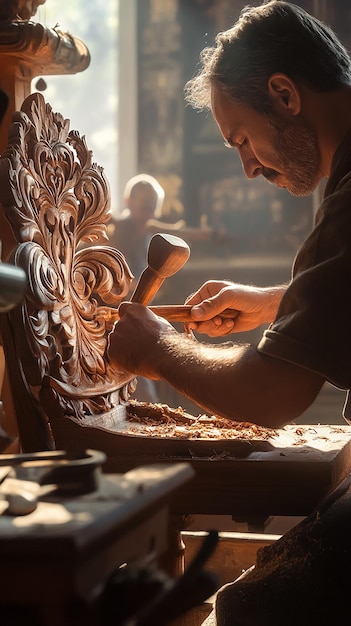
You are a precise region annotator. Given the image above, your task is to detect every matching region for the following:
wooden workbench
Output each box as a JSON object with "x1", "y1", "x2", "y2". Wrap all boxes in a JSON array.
[
  {"x1": 76, "y1": 423, "x2": 351, "y2": 522},
  {"x1": 50, "y1": 415, "x2": 351, "y2": 576}
]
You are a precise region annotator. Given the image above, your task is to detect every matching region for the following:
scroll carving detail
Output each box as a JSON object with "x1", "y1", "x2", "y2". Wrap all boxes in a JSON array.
[{"x1": 0, "y1": 93, "x2": 135, "y2": 425}]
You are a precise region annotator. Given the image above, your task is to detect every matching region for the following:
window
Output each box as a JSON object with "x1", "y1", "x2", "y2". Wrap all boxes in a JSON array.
[{"x1": 33, "y1": 0, "x2": 119, "y2": 203}]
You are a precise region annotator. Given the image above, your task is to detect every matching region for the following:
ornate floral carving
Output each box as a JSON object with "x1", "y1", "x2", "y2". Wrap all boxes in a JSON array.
[{"x1": 0, "y1": 92, "x2": 136, "y2": 424}]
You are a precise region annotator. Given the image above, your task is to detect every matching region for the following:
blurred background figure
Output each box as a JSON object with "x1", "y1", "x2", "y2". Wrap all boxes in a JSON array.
[
  {"x1": 109, "y1": 173, "x2": 185, "y2": 402},
  {"x1": 108, "y1": 173, "x2": 185, "y2": 293}
]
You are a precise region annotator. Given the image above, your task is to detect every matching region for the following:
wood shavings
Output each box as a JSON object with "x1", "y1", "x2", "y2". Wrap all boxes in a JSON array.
[{"x1": 125, "y1": 400, "x2": 277, "y2": 440}]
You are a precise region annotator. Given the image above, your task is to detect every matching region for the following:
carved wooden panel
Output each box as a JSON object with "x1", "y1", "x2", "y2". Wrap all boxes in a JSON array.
[{"x1": 0, "y1": 93, "x2": 136, "y2": 449}]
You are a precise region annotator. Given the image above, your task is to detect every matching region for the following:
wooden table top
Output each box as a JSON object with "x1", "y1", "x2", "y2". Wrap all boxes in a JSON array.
[{"x1": 167, "y1": 424, "x2": 351, "y2": 519}]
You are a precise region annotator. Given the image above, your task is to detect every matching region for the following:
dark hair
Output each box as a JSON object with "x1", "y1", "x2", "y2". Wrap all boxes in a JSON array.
[{"x1": 184, "y1": 0, "x2": 351, "y2": 113}]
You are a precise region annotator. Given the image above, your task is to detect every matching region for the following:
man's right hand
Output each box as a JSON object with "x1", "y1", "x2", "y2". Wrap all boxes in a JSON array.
[
  {"x1": 109, "y1": 302, "x2": 176, "y2": 378},
  {"x1": 185, "y1": 280, "x2": 287, "y2": 336}
]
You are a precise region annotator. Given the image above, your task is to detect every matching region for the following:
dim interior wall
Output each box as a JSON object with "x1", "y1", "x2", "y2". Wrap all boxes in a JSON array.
[{"x1": 117, "y1": 0, "x2": 138, "y2": 214}]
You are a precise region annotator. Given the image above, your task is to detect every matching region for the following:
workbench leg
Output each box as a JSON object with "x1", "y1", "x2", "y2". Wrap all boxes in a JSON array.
[{"x1": 158, "y1": 514, "x2": 187, "y2": 578}]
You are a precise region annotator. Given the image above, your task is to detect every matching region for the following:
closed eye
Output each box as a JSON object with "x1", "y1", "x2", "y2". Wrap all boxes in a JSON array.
[{"x1": 224, "y1": 137, "x2": 249, "y2": 149}]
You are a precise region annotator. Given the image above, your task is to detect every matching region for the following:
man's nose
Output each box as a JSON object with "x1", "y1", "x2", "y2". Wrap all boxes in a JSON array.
[{"x1": 240, "y1": 153, "x2": 263, "y2": 179}]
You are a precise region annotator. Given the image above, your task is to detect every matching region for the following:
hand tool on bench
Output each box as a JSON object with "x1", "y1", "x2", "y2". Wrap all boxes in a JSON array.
[{"x1": 0, "y1": 449, "x2": 106, "y2": 515}]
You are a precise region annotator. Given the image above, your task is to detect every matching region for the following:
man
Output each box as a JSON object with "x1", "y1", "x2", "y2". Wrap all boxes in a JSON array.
[
  {"x1": 110, "y1": 174, "x2": 168, "y2": 289},
  {"x1": 109, "y1": 3, "x2": 351, "y2": 622},
  {"x1": 110, "y1": 1, "x2": 351, "y2": 430}
]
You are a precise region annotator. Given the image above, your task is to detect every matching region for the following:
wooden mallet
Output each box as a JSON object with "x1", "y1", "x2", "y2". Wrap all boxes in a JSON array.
[{"x1": 130, "y1": 233, "x2": 190, "y2": 305}]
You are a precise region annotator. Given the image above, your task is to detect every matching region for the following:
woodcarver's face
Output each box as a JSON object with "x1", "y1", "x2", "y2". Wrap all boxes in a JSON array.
[{"x1": 211, "y1": 85, "x2": 323, "y2": 196}]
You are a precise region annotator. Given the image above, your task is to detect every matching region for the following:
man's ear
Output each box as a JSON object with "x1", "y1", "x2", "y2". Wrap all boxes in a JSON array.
[{"x1": 268, "y1": 73, "x2": 301, "y2": 116}]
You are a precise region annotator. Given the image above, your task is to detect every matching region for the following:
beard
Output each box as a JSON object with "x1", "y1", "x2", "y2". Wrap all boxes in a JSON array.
[{"x1": 262, "y1": 114, "x2": 323, "y2": 196}]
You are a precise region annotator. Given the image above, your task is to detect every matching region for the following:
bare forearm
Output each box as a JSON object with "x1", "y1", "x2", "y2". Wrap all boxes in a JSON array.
[
  {"x1": 157, "y1": 335, "x2": 257, "y2": 421},
  {"x1": 155, "y1": 331, "x2": 323, "y2": 428},
  {"x1": 110, "y1": 302, "x2": 323, "y2": 428}
]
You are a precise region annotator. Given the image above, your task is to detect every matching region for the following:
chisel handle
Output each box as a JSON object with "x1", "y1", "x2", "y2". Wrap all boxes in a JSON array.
[{"x1": 148, "y1": 304, "x2": 239, "y2": 322}]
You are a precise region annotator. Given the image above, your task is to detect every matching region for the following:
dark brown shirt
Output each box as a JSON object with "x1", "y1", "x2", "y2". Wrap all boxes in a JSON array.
[{"x1": 258, "y1": 128, "x2": 351, "y2": 420}]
